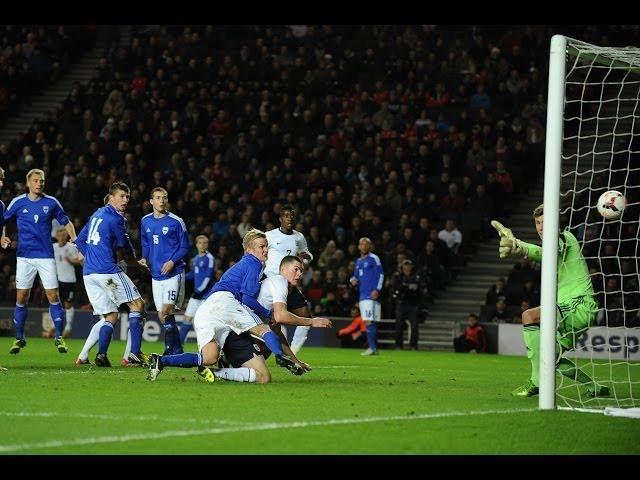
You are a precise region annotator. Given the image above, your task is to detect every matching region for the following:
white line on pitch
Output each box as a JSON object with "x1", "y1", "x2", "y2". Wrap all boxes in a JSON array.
[
  {"x1": 0, "y1": 408, "x2": 537, "y2": 453},
  {"x1": 0, "y1": 411, "x2": 243, "y2": 426}
]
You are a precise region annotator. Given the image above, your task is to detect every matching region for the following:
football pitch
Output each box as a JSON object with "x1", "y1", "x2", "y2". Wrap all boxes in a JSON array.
[{"x1": 1, "y1": 338, "x2": 638, "y2": 455}]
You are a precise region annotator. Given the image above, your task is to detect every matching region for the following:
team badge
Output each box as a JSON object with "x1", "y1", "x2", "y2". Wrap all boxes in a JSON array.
[
  {"x1": 43, "y1": 206, "x2": 49, "y2": 213},
  {"x1": 162, "y1": 227, "x2": 169, "y2": 235}
]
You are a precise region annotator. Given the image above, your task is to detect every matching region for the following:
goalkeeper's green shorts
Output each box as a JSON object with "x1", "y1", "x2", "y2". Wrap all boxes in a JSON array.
[{"x1": 556, "y1": 296, "x2": 598, "y2": 353}]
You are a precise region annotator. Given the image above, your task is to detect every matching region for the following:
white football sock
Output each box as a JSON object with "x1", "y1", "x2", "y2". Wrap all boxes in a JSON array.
[
  {"x1": 63, "y1": 307, "x2": 75, "y2": 333},
  {"x1": 78, "y1": 317, "x2": 106, "y2": 361},
  {"x1": 214, "y1": 367, "x2": 256, "y2": 383},
  {"x1": 290, "y1": 325, "x2": 310, "y2": 353},
  {"x1": 123, "y1": 329, "x2": 131, "y2": 360}
]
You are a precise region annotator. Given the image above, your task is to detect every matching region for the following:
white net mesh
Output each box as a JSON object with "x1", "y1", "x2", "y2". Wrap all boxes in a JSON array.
[{"x1": 557, "y1": 38, "x2": 640, "y2": 410}]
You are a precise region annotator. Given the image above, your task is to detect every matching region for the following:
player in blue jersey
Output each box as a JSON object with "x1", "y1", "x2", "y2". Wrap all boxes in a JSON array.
[
  {"x1": 350, "y1": 237, "x2": 384, "y2": 356},
  {"x1": 2, "y1": 169, "x2": 77, "y2": 356},
  {"x1": 180, "y1": 235, "x2": 215, "y2": 344},
  {"x1": 147, "y1": 229, "x2": 304, "y2": 382},
  {"x1": 139, "y1": 187, "x2": 190, "y2": 356},
  {"x1": 0, "y1": 167, "x2": 7, "y2": 371},
  {"x1": 75, "y1": 182, "x2": 148, "y2": 367}
]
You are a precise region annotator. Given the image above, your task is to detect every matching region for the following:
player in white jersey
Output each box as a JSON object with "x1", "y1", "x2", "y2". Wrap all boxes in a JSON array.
[
  {"x1": 264, "y1": 204, "x2": 314, "y2": 355},
  {"x1": 52, "y1": 227, "x2": 81, "y2": 338},
  {"x1": 197, "y1": 255, "x2": 332, "y2": 383}
]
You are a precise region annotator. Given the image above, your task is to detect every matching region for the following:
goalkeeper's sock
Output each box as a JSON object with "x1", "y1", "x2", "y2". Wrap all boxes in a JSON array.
[
  {"x1": 523, "y1": 323, "x2": 541, "y2": 387},
  {"x1": 79, "y1": 317, "x2": 106, "y2": 361},
  {"x1": 366, "y1": 323, "x2": 378, "y2": 352},
  {"x1": 556, "y1": 358, "x2": 595, "y2": 386},
  {"x1": 179, "y1": 322, "x2": 192, "y2": 344},
  {"x1": 214, "y1": 367, "x2": 256, "y2": 383}
]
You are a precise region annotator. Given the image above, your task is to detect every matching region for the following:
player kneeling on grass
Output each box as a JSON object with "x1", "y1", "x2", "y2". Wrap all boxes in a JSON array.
[
  {"x1": 216, "y1": 255, "x2": 333, "y2": 382},
  {"x1": 491, "y1": 204, "x2": 609, "y2": 398},
  {"x1": 147, "y1": 230, "x2": 326, "y2": 383}
]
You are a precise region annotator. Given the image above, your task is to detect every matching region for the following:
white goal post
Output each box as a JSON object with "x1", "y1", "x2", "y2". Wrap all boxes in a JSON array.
[{"x1": 541, "y1": 34, "x2": 640, "y2": 413}]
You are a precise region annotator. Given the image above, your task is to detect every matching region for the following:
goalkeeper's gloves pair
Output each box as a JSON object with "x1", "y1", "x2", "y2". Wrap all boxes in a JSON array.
[{"x1": 491, "y1": 220, "x2": 527, "y2": 259}]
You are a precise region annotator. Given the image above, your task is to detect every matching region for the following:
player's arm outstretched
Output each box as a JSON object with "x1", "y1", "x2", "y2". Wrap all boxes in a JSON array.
[
  {"x1": 491, "y1": 220, "x2": 542, "y2": 262},
  {"x1": 272, "y1": 301, "x2": 332, "y2": 328}
]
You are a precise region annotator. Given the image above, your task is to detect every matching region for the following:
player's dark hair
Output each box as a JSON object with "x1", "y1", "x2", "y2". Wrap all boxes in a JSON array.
[
  {"x1": 468, "y1": 313, "x2": 479, "y2": 320},
  {"x1": 109, "y1": 182, "x2": 130, "y2": 196},
  {"x1": 280, "y1": 204, "x2": 295, "y2": 216},
  {"x1": 279, "y1": 255, "x2": 303, "y2": 271}
]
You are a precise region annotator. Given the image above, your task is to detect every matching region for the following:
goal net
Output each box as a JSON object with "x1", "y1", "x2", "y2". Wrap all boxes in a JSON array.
[{"x1": 544, "y1": 35, "x2": 640, "y2": 414}]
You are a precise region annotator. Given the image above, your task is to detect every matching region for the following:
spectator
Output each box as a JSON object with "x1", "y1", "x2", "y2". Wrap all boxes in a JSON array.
[
  {"x1": 438, "y1": 218, "x2": 462, "y2": 255},
  {"x1": 336, "y1": 306, "x2": 367, "y2": 349},
  {"x1": 486, "y1": 277, "x2": 507, "y2": 306},
  {"x1": 454, "y1": 313, "x2": 487, "y2": 353},
  {"x1": 486, "y1": 296, "x2": 510, "y2": 323}
]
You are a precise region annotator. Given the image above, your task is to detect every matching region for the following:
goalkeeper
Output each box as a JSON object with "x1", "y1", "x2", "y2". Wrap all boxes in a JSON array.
[{"x1": 492, "y1": 204, "x2": 609, "y2": 398}]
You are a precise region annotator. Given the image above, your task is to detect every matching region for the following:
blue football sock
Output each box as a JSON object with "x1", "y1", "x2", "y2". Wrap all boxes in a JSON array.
[
  {"x1": 163, "y1": 320, "x2": 175, "y2": 354},
  {"x1": 13, "y1": 303, "x2": 27, "y2": 340},
  {"x1": 263, "y1": 330, "x2": 284, "y2": 356},
  {"x1": 98, "y1": 322, "x2": 114, "y2": 354},
  {"x1": 165, "y1": 315, "x2": 183, "y2": 354},
  {"x1": 366, "y1": 323, "x2": 378, "y2": 351},
  {"x1": 129, "y1": 311, "x2": 143, "y2": 354},
  {"x1": 160, "y1": 352, "x2": 202, "y2": 368},
  {"x1": 179, "y1": 322, "x2": 192, "y2": 344},
  {"x1": 49, "y1": 302, "x2": 66, "y2": 338}
]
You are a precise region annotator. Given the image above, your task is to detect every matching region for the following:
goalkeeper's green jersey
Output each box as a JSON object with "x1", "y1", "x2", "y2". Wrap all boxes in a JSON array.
[{"x1": 520, "y1": 230, "x2": 594, "y2": 307}]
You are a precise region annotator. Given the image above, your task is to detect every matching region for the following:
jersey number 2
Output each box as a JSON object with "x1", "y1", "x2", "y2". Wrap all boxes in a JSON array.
[{"x1": 87, "y1": 218, "x2": 103, "y2": 245}]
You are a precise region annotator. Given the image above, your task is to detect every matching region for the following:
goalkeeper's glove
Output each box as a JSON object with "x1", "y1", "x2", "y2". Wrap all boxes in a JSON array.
[{"x1": 491, "y1": 220, "x2": 527, "y2": 259}]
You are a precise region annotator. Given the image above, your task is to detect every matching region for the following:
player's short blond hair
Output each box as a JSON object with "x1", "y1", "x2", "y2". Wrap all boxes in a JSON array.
[
  {"x1": 533, "y1": 204, "x2": 544, "y2": 218},
  {"x1": 0, "y1": 166, "x2": 5, "y2": 180},
  {"x1": 56, "y1": 227, "x2": 67, "y2": 235},
  {"x1": 195, "y1": 235, "x2": 208, "y2": 243},
  {"x1": 26, "y1": 168, "x2": 45, "y2": 181},
  {"x1": 150, "y1": 187, "x2": 168, "y2": 198},
  {"x1": 242, "y1": 228, "x2": 266, "y2": 251}
]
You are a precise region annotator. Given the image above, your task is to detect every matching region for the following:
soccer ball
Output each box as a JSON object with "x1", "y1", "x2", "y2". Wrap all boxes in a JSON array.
[{"x1": 597, "y1": 190, "x2": 627, "y2": 220}]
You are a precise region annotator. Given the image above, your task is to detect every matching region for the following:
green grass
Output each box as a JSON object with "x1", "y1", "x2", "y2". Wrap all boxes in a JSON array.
[{"x1": 1, "y1": 338, "x2": 639, "y2": 454}]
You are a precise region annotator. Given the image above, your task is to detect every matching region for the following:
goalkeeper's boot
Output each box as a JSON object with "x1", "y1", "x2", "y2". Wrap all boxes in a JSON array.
[
  {"x1": 197, "y1": 366, "x2": 215, "y2": 383},
  {"x1": 75, "y1": 357, "x2": 91, "y2": 366},
  {"x1": 9, "y1": 338, "x2": 26, "y2": 354},
  {"x1": 0, "y1": 365, "x2": 6, "y2": 372},
  {"x1": 147, "y1": 353, "x2": 163, "y2": 381},
  {"x1": 127, "y1": 351, "x2": 150, "y2": 367},
  {"x1": 275, "y1": 354, "x2": 305, "y2": 375},
  {"x1": 511, "y1": 381, "x2": 539, "y2": 397},
  {"x1": 54, "y1": 337, "x2": 68, "y2": 354},
  {"x1": 587, "y1": 384, "x2": 610, "y2": 398},
  {"x1": 95, "y1": 353, "x2": 112, "y2": 368}
]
